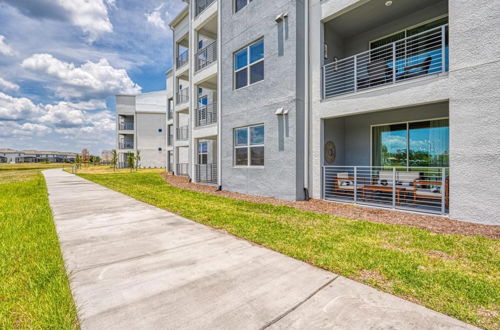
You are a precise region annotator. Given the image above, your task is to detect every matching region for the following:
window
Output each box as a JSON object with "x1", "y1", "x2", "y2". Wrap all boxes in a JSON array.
[
  {"x1": 235, "y1": 0, "x2": 252, "y2": 13},
  {"x1": 372, "y1": 119, "x2": 449, "y2": 167},
  {"x1": 198, "y1": 142, "x2": 208, "y2": 164},
  {"x1": 234, "y1": 39, "x2": 264, "y2": 89},
  {"x1": 234, "y1": 124, "x2": 264, "y2": 166}
]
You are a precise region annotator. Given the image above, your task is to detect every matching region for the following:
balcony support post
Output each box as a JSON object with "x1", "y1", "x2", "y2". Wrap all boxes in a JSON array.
[
  {"x1": 392, "y1": 42, "x2": 396, "y2": 83},
  {"x1": 353, "y1": 166, "x2": 358, "y2": 203},
  {"x1": 392, "y1": 167, "x2": 396, "y2": 209},
  {"x1": 353, "y1": 55, "x2": 357, "y2": 93},
  {"x1": 441, "y1": 168, "x2": 446, "y2": 215},
  {"x1": 441, "y1": 25, "x2": 446, "y2": 73}
]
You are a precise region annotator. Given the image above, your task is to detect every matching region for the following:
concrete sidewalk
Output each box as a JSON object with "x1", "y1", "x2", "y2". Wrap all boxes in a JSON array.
[{"x1": 43, "y1": 169, "x2": 475, "y2": 330}]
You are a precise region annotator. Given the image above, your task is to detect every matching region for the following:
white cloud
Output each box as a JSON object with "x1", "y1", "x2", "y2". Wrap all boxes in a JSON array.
[
  {"x1": 0, "y1": 121, "x2": 52, "y2": 137},
  {"x1": 0, "y1": 35, "x2": 15, "y2": 56},
  {"x1": 146, "y1": 5, "x2": 167, "y2": 30},
  {"x1": 0, "y1": 92, "x2": 43, "y2": 121},
  {"x1": 0, "y1": 77, "x2": 20, "y2": 91},
  {"x1": 22, "y1": 53, "x2": 141, "y2": 100},
  {"x1": 1, "y1": 0, "x2": 113, "y2": 41}
]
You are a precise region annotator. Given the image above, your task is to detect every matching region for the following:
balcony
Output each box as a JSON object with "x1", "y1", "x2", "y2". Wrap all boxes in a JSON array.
[
  {"x1": 167, "y1": 134, "x2": 174, "y2": 146},
  {"x1": 195, "y1": 163, "x2": 217, "y2": 184},
  {"x1": 322, "y1": 24, "x2": 449, "y2": 99},
  {"x1": 118, "y1": 122, "x2": 134, "y2": 131},
  {"x1": 195, "y1": 0, "x2": 216, "y2": 17},
  {"x1": 168, "y1": 107, "x2": 173, "y2": 120},
  {"x1": 176, "y1": 88, "x2": 189, "y2": 105},
  {"x1": 195, "y1": 102, "x2": 217, "y2": 127},
  {"x1": 176, "y1": 126, "x2": 189, "y2": 141},
  {"x1": 176, "y1": 49, "x2": 189, "y2": 69},
  {"x1": 195, "y1": 40, "x2": 217, "y2": 72},
  {"x1": 119, "y1": 142, "x2": 134, "y2": 150},
  {"x1": 323, "y1": 166, "x2": 449, "y2": 215},
  {"x1": 176, "y1": 163, "x2": 189, "y2": 176}
]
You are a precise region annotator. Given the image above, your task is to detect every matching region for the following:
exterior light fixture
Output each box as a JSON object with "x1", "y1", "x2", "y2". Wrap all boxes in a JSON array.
[{"x1": 385, "y1": 1, "x2": 393, "y2": 6}]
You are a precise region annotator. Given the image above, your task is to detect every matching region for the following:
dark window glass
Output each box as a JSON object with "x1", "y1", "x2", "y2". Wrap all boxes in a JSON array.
[
  {"x1": 235, "y1": 0, "x2": 247, "y2": 12},
  {"x1": 235, "y1": 69, "x2": 248, "y2": 89},
  {"x1": 235, "y1": 48, "x2": 248, "y2": 70},
  {"x1": 250, "y1": 61, "x2": 264, "y2": 84},
  {"x1": 250, "y1": 125, "x2": 264, "y2": 145},
  {"x1": 235, "y1": 148, "x2": 248, "y2": 165},
  {"x1": 250, "y1": 147, "x2": 264, "y2": 166},
  {"x1": 235, "y1": 128, "x2": 248, "y2": 146},
  {"x1": 250, "y1": 39, "x2": 264, "y2": 63}
]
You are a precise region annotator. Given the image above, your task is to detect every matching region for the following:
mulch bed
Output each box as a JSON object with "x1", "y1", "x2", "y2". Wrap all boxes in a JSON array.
[{"x1": 161, "y1": 173, "x2": 500, "y2": 239}]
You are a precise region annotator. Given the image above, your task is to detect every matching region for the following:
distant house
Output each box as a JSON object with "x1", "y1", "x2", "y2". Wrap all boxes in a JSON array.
[{"x1": 0, "y1": 148, "x2": 77, "y2": 163}]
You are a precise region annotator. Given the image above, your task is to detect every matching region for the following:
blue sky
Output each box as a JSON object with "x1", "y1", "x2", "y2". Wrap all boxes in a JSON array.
[{"x1": 0, "y1": 0, "x2": 185, "y2": 154}]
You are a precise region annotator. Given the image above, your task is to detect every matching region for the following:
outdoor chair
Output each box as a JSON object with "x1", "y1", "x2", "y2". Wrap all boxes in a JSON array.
[
  {"x1": 401, "y1": 56, "x2": 432, "y2": 79},
  {"x1": 413, "y1": 178, "x2": 449, "y2": 208}
]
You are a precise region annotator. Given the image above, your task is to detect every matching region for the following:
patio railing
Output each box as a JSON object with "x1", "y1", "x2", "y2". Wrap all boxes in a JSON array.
[
  {"x1": 118, "y1": 142, "x2": 134, "y2": 150},
  {"x1": 322, "y1": 24, "x2": 448, "y2": 99},
  {"x1": 195, "y1": 101, "x2": 217, "y2": 127},
  {"x1": 176, "y1": 49, "x2": 189, "y2": 69},
  {"x1": 176, "y1": 88, "x2": 189, "y2": 105},
  {"x1": 118, "y1": 122, "x2": 134, "y2": 130},
  {"x1": 176, "y1": 126, "x2": 189, "y2": 141},
  {"x1": 195, "y1": 163, "x2": 217, "y2": 184},
  {"x1": 195, "y1": 0, "x2": 216, "y2": 17},
  {"x1": 195, "y1": 40, "x2": 217, "y2": 72},
  {"x1": 322, "y1": 166, "x2": 449, "y2": 215},
  {"x1": 176, "y1": 163, "x2": 189, "y2": 176}
]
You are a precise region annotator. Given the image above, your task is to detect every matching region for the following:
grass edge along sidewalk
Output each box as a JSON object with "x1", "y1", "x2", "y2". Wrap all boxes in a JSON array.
[
  {"x1": 78, "y1": 171, "x2": 499, "y2": 329},
  {"x1": 0, "y1": 165, "x2": 78, "y2": 329}
]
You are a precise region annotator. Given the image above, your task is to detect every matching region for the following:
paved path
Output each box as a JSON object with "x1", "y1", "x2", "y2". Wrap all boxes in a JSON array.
[{"x1": 43, "y1": 169, "x2": 475, "y2": 330}]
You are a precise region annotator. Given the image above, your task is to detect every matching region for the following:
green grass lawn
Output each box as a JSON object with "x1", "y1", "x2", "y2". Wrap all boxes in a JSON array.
[
  {"x1": 79, "y1": 171, "x2": 500, "y2": 329},
  {"x1": 0, "y1": 165, "x2": 78, "y2": 329}
]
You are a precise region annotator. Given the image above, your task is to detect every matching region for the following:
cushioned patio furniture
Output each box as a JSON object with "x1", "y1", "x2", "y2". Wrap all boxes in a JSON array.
[
  {"x1": 413, "y1": 178, "x2": 449, "y2": 208},
  {"x1": 401, "y1": 56, "x2": 432, "y2": 79},
  {"x1": 334, "y1": 172, "x2": 364, "y2": 197}
]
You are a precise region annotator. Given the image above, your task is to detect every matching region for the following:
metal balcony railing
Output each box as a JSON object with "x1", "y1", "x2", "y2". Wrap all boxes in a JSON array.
[
  {"x1": 176, "y1": 163, "x2": 189, "y2": 176},
  {"x1": 195, "y1": 40, "x2": 217, "y2": 72},
  {"x1": 119, "y1": 142, "x2": 134, "y2": 150},
  {"x1": 176, "y1": 49, "x2": 189, "y2": 68},
  {"x1": 176, "y1": 88, "x2": 189, "y2": 105},
  {"x1": 322, "y1": 24, "x2": 449, "y2": 99},
  {"x1": 195, "y1": 102, "x2": 217, "y2": 127},
  {"x1": 118, "y1": 122, "x2": 134, "y2": 130},
  {"x1": 195, "y1": 0, "x2": 216, "y2": 16},
  {"x1": 176, "y1": 126, "x2": 189, "y2": 141},
  {"x1": 322, "y1": 166, "x2": 449, "y2": 215},
  {"x1": 195, "y1": 163, "x2": 217, "y2": 184}
]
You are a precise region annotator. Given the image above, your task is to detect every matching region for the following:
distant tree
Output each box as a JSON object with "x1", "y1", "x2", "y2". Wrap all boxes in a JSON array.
[
  {"x1": 111, "y1": 150, "x2": 118, "y2": 171},
  {"x1": 75, "y1": 154, "x2": 82, "y2": 169},
  {"x1": 126, "y1": 152, "x2": 135, "y2": 172},
  {"x1": 81, "y1": 148, "x2": 90, "y2": 167},
  {"x1": 135, "y1": 150, "x2": 141, "y2": 171}
]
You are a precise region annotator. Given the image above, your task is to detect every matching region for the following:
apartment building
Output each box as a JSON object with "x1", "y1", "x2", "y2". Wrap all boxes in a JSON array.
[
  {"x1": 0, "y1": 148, "x2": 77, "y2": 163},
  {"x1": 164, "y1": 0, "x2": 499, "y2": 225},
  {"x1": 116, "y1": 89, "x2": 168, "y2": 168}
]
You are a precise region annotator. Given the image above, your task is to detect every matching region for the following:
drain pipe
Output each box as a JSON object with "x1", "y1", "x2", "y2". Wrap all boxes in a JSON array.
[{"x1": 303, "y1": 0, "x2": 310, "y2": 200}]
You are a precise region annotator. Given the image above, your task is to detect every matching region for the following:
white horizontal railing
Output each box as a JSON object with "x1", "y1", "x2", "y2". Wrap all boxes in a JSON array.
[
  {"x1": 322, "y1": 166, "x2": 449, "y2": 215},
  {"x1": 322, "y1": 24, "x2": 448, "y2": 99}
]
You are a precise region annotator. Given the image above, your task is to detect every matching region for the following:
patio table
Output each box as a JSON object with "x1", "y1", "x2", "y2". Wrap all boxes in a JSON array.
[{"x1": 362, "y1": 185, "x2": 407, "y2": 205}]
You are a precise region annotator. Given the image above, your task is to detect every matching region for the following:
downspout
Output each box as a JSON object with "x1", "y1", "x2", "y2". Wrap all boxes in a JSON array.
[
  {"x1": 217, "y1": 0, "x2": 222, "y2": 190},
  {"x1": 303, "y1": 0, "x2": 310, "y2": 200}
]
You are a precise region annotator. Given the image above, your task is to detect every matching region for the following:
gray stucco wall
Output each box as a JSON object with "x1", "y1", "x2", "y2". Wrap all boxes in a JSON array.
[
  {"x1": 447, "y1": 0, "x2": 500, "y2": 225},
  {"x1": 136, "y1": 112, "x2": 166, "y2": 168},
  {"x1": 220, "y1": 0, "x2": 306, "y2": 200}
]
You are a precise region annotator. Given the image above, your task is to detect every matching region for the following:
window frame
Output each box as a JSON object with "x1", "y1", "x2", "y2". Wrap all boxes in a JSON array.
[
  {"x1": 198, "y1": 141, "x2": 208, "y2": 165},
  {"x1": 370, "y1": 117, "x2": 449, "y2": 168},
  {"x1": 235, "y1": 0, "x2": 253, "y2": 13},
  {"x1": 234, "y1": 38, "x2": 264, "y2": 90},
  {"x1": 233, "y1": 124, "x2": 265, "y2": 167}
]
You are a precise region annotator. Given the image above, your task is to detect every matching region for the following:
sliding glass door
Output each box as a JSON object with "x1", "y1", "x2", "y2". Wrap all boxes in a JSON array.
[{"x1": 372, "y1": 119, "x2": 449, "y2": 167}]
